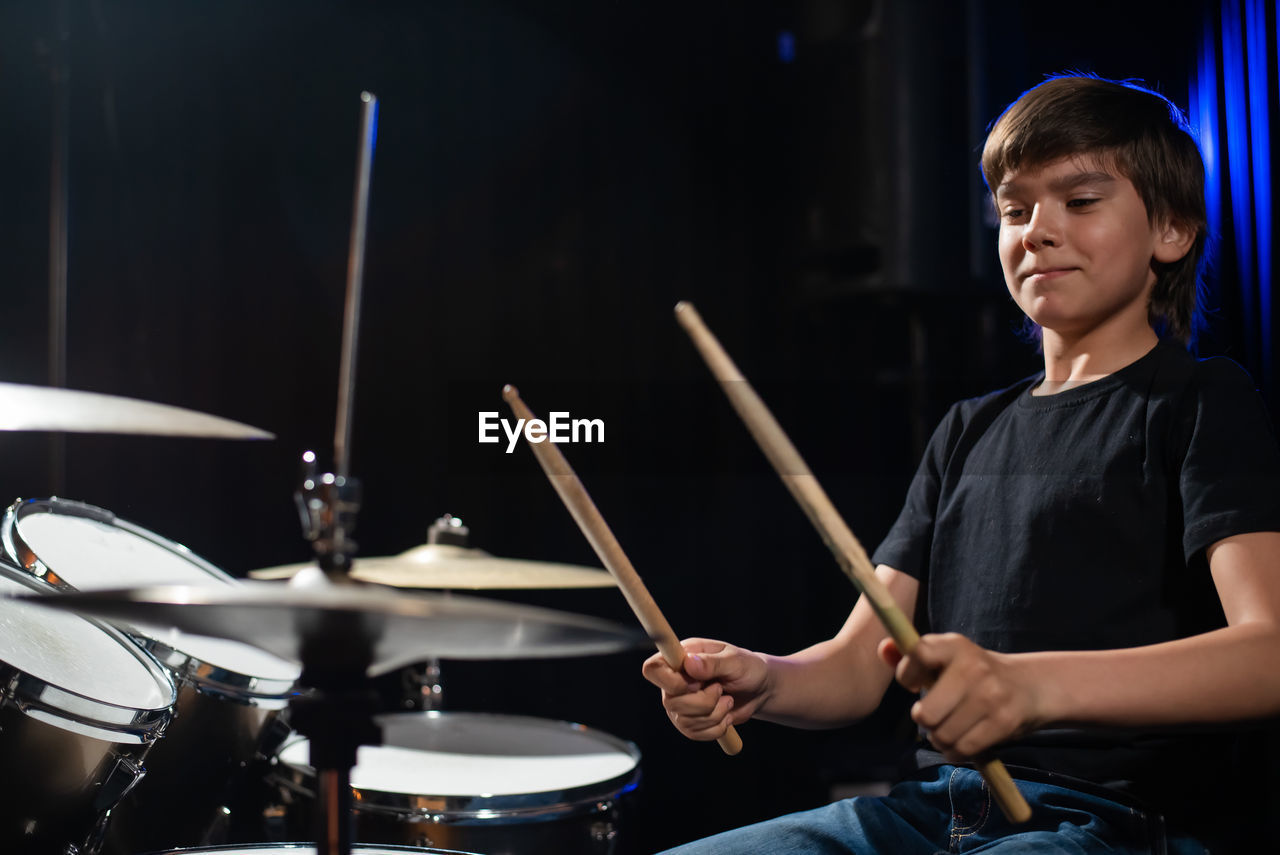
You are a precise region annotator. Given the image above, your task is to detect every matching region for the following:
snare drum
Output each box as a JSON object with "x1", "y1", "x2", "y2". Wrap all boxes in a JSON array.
[
  {"x1": 271, "y1": 712, "x2": 641, "y2": 855},
  {"x1": 1, "y1": 498, "x2": 303, "y2": 852},
  {"x1": 0, "y1": 559, "x2": 176, "y2": 854}
]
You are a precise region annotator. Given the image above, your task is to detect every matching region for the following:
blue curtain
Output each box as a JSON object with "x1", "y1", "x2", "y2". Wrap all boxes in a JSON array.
[{"x1": 1190, "y1": 0, "x2": 1277, "y2": 397}]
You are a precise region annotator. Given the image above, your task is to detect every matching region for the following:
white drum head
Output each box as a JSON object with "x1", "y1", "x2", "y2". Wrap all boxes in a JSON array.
[
  {"x1": 12, "y1": 507, "x2": 232, "y2": 589},
  {"x1": 0, "y1": 570, "x2": 172, "y2": 712},
  {"x1": 279, "y1": 713, "x2": 639, "y2": 798}
]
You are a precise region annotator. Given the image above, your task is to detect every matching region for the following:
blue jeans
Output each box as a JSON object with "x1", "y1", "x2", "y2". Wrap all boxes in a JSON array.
[{"x1": 658, "y1": 766, "x2": 1208, "y2": 854}]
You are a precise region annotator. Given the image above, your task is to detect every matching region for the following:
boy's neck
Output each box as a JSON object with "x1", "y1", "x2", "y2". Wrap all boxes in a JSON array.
[{"x1": 1034, "y1": 322, "x2": 1160, "y2": 396}]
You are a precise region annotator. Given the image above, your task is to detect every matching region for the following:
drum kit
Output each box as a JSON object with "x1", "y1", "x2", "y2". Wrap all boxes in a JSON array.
[
  {"x1": 0, "y1": 402, "x2": 647, "y2": 855},
  {"x1": 0, "y1": 93, "x2": 650, "y2": 855}
]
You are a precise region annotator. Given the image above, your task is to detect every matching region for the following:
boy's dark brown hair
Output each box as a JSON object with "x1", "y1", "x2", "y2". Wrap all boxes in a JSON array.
[{"x1": 981, "y1": 74, "x2": 1208, "y2": 343}]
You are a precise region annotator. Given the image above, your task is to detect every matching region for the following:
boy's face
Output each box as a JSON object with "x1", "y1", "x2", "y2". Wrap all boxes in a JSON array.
[{"x1": 994, "y1": 154, "x2": 1183, "y2": 341}]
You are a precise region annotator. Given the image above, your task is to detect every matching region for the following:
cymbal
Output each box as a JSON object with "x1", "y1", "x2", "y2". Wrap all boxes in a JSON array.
[
  {"x1": 12, "y1": 582, "x2": 645, "y2": 676},
  {"x1": 249, "y1": 543, "x2": 617, "y2": 590},
  {"x1": 0, "y1": 382, "x2": 273, "y2": 439}
]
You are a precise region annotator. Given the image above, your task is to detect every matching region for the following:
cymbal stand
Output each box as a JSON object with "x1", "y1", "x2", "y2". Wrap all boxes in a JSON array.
[
  {"x1": 286, "y1": 607, "x2": 380, "y2": 855},
  {"x1": 296, "y1": 450, "x2": 363, "y2": 581},
  {"x1": 48, "y1": 0, "x2": 70, "y2": 494},
  {"x1": 287, "y1": 90, "x2": 381, "y2": 855},
  {"x1": 399, "y1": 515, "x2": 467, "y2": 710}
]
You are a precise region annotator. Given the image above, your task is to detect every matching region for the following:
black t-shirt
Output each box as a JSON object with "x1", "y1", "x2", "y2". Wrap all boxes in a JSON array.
[{"x1": 872, "y1": 339, "x2": 1280, "y2": 823}]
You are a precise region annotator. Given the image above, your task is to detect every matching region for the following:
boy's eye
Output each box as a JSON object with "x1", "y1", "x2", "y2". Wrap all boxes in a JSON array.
[
  {"x1": 1001, "y1": 208, "x2": 1026, "y2": 221},
  {"x1": 1067, "y1": 197, "x2": 1099, "y2": 208}
]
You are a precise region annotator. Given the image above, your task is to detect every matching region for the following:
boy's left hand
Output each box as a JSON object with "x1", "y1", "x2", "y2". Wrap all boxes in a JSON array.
[{"x1": 878, "y1": 633, "x2": 1043, "y2": 761}]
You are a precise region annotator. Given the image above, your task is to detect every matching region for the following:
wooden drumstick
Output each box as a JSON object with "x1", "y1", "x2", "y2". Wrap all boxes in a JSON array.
[
  {"x1": 673, "y1": 301, "x2": 1031, "y2": 823},
  {"x1": 502, "y1": 385, "x2": 744, "y2": 757}
]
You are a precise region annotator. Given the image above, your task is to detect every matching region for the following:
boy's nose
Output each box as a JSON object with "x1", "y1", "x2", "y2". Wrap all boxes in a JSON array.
[{"x1": 1023, "y1": 205, "x2": 1060, "y2": 249}]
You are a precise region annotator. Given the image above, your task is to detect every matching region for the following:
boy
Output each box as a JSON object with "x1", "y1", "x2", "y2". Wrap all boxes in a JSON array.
[{"x1": 643, "y1": 75, "x2": 1280, "y2": 853}]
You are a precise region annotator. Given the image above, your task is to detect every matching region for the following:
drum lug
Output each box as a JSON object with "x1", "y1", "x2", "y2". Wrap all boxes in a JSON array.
[
  {"x1": 74, "y1": 756, "x2": 146, "y2": 855},
  {"x1": 401, "y1": 659, "x2": 444, "y2": 710},
  {"x1": 591, "y1": 812, "x2": 618, "y2": 852},
  {"x1": 257, "y1": 711, "x2": 297, "y2": 761},
  {"x1": 92, "y1": 755, "x2": 146, "y2": 810}
]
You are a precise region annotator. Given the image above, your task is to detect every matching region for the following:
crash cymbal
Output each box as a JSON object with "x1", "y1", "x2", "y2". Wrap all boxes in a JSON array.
[
  {"x1": 249, "y1": 543, "x2": 616, "y2": 590},
  {"x1": 12, "y1": 581, "x2": 644, "y2": 676},
  {"x1": 0, "y1": 382, "x2": 273, "y2": 439}
]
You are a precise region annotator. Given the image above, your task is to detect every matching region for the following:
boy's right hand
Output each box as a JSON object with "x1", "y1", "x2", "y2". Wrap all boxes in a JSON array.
[{"x1": 641, "y1": 638, "x2": 770, "y2": 741}]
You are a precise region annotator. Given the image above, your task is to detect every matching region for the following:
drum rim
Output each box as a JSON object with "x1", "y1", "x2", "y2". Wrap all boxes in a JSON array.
[
  {"x1": 133, "y1": 632, "x2": 302, "y2": 701},
  {"x1": 2, "y1": 496, "x2": 237, "y2": 590},
  {"x1": 0, "y1": 560, "x2": 176, "y2": 740},
  {"x1": 4, "y1": 497, "x2": 301, "y2": 700},
  {"x1": 272, "y1": 710, "x2": 642, "y2": 823}
]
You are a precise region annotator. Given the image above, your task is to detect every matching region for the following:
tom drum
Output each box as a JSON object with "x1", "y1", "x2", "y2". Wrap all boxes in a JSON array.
[
  {"x1": 1, "y1": 497, "x2": 302, "y2": 852},
  {"x1": 271, "y1": 712, "x2": 641, "y2": 855}
]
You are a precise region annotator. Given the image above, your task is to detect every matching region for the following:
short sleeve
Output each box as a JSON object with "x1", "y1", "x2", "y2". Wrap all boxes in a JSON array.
[
  {"x1": 1179, "y1": 358, "x2": 1280, "y2": 560},
  {"x1": 871, "y1": 404, "x2": 964, "y2": 580}
]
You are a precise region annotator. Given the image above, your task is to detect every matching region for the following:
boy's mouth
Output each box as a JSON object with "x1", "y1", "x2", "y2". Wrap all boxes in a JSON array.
[{"x1": 1024, "y1": 267, "x2": 1076, "y2": 282}]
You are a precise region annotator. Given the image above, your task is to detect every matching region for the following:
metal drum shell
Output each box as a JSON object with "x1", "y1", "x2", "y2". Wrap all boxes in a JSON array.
[
  {"x1": 0, "y1": 701, "x2": 160, "y2": 854},
  {"x1": 101, "y1": 678, "x2": 297, "y2": 854},
  {"x1": 269, "y1": 711, "x2": 641, "y2": 855},
  {"x1": 118, "y1": 614, "x2": 302, "y2": 843},
  {"x1": 0, "y1": 560, "x2": 176, "y2": 854}
]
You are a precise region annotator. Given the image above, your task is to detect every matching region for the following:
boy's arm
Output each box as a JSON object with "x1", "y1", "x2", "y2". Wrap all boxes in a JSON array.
[
  {"x1": 643, "y1": 564, "x2": 919, "y2": 738},
  {"x1": 889, "y1": 530, "x2": 1280, "y2": 760},
  {"x1": 755, "y1": 564, "x2": 920, "y2": 728}
]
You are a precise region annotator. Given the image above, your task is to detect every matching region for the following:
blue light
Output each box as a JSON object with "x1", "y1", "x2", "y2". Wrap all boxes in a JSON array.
[
  {"x1": 778, "y1": 30, "x2": 796, "y2": 64},
  {"x1": 1221, "y1": 0, "x2": 1255, "y2": 335},
  {"x1": 365, "y1": 91, "x2": 380, "y2": 157},
  {"x1": 1191, "y1": 13, "x2": 1221, "y2": 237},
  {"x1": 1245, "y1": 0, "x2": 1271, "y2": 372}
]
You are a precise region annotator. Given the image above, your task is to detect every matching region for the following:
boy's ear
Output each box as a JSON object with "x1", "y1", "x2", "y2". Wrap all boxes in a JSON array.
[{"x1": 1154, "y1": 220, "x2": 1197, "y2": 264}]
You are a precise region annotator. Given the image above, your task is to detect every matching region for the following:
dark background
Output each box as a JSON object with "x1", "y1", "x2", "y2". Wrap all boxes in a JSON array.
[{"x1": 0, "y1": 1, "x2": 1260, "y2": 851}]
